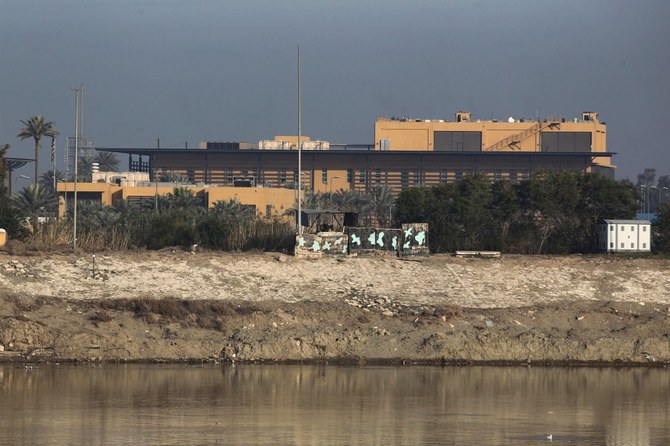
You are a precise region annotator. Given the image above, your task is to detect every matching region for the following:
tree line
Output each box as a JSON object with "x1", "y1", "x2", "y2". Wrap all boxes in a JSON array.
[{"x1": 395, "y1": 171, "x2": 670, "y2": 254}]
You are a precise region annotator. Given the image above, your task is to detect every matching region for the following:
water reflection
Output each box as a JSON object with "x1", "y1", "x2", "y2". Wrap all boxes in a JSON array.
[{"x1": 0, "y1": 365, "x2": 668, "y2": 445}]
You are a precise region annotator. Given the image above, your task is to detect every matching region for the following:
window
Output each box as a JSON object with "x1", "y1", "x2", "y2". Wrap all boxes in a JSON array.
[
  {"x1": 610, "y1": 226, "x2": 614, "y2": 232},
  {"x1": 279, "y1": 168, "x2": 287, "y2": 184},
  {"x1": 322, "y1": 169, "x2": 328, "y2": 184},
  {"x1": 226, "y1": 169, "x2": 233, "y2": 184},
  {"x1": 540, "y1": 132, "x2": 592, "y2": 152},
  {"x1": 434, "y1": 131, "x2": 482, "y2": 152},
  {"x1": 494, "y1": 169, "x2": 502, "y2": 181},
  {"x1": 610, "y1": 242, "x2": 614, "y2": 248},
  {"x1": 413, "y1": 170, "x2": 421, "y2": 185},
  {"x1": 401, "y1": 170, "x2": 409, "y2": 186},
  {"x1": 358, "y1": 169, "x2": 366, "y2": 184},
  {"x1": 621, "y1": 243, "x2": 625, "y2": 248},
  {"x1": 375, "y1": 168, "x2": 381, "y2": 184},
  {"x1": 509, "y1": 171, "x2": 518, "y2": 183},
  {"x1": 643, "y1": 226, "x2": 647, "y2": 232},
  {"x1": 293, "y1": 169, "x2": 299, "y2": 183},
  {"x1": 643, "y1": 243, "x2": 647, "y2": 249},
  {"x1": 631, "y1": 243, "x2": 634, "y2": 248},
  {"x1": 440, "y1": 170, "x2": 448, "y2": 183},
  {"x1": 631, "y1": 226, "x2": 635, "y2": 231},
  {"x1": 455, "y1": 169, "x2": 462, "y2": 180},
  {"x1": 346, "y1": 168, "x2": 353, "y2": 183}
]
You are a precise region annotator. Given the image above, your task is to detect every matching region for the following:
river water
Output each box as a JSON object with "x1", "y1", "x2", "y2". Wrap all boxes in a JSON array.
[{"x1": 0, "y1": 364, "x2": 668, "y2": 445}]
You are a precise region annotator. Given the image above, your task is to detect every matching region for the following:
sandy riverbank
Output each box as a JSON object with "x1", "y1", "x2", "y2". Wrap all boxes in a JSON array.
[{"x1": 0, "y1": 250, "x2": 668, "y2": 365}]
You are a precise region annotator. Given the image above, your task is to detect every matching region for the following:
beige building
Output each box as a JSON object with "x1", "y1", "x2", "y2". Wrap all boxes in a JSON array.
[
  {"x1": 97, "y1": 110, "x2": 614, "y2": 197},
  {"x1": 374, "y1": 111, "x2": 612, "y2": 175},
  {"x1": 56, "y1": 172, "x2": 299, "y2": 220}
]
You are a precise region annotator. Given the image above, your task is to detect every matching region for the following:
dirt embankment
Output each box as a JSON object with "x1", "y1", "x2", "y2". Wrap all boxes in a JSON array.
[{"x1": 0, "y1": 251, "x2": 668, "y2": 365}]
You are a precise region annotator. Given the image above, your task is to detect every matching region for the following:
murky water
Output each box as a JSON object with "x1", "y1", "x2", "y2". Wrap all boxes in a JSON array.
[{"x1": 0, "y1": 364, "x2": 668, "y2": 445}]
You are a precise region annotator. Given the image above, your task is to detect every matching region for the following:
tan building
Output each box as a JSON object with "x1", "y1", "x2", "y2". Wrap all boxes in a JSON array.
[
  {"x1": 56, "y1": 172, "x2": 299, "y2": 220},
  {"x1": 374, "y1": 111, "x2": 611, "y2": 173},
  {"x1": 98, "y1": 111, "x2": 614, "y2": 197}
]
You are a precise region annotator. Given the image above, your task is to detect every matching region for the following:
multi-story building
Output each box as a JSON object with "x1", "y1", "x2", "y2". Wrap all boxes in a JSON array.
[{"x1": 97, "y1": 111, "x2": 614, "y2": 197}]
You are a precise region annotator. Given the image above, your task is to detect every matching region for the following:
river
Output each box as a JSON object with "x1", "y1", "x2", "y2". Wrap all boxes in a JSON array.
[{"x1": 1, "y1": 364, "x2": 668, "y2": 445}]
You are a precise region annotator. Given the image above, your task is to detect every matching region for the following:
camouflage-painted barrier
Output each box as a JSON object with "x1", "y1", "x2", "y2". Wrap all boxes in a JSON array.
[
  {"x1": 347, "y1": 227, "x2": 403, "y2": 256},
  {"x1": 400, "y1": 223, "x2": 429, "y2": 256},
  {"x1": 295, "y1": 224, "x2": 428, "y2": 257},
  {"x1": 347, "y1": 227, "x2": 377, "y2": 256},
  {"x1": 295, "y1": 232, "x2": 348, "y2": 258}
]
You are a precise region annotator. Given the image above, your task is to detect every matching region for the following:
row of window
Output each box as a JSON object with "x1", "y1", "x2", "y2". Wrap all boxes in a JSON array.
[
  {"x1": 609, "y1": 225, "x2": 647, "y2": 232},
  {"x1": 609, "y1": 242, "x2": 647, "y2": 249},
  {"x1": 431, "y1": 131, "x2": 592, "y2": 152}
]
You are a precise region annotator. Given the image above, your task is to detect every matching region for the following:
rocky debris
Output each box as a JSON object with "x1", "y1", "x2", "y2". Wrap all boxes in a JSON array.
[
  {"x1": 2, "y1": 260, "x2": 36, "y2": 278},
  {"x1": 344, "y1": 287, "x2": 439, "y2": 318}
]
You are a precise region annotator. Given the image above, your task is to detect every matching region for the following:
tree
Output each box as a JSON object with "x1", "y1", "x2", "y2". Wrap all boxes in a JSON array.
[
  {"x1": 653, "y1": 204, "x2": 670, "y2": 252},
  {"x1": 17, "y1": 116, "x2": 58, "y2": 185},
  {"x1": 76, "y1": 156, "x2": 93, "y2": 182},
  {"x1": 576, "y1": 174, "x2": 638, "y2": 251},
  {"x1": 160, "y1": 172, "x2": 190, "y2": 183},
  {"x1": 40, "y1": 169, "x2": 66, "y2": 195},
  {"x1": 370, "y1": 185, "x2": 395, "y2": 227},
  {"x1": 12, "y1": 183, "x2": 57, "y2": 227},
  {"x1": 0, "y1": 144, "x2": 29, "y2": 239},
  {"x1": 212, "y1": 198, "x2": 256, "y2": 221},
  {"x1": 95, "y1": 151, "x2": 120, "y2": 172}
]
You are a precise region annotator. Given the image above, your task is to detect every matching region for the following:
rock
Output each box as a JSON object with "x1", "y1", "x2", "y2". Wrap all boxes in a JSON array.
[
  {"x1": 382, "y1": 310, "x2": 394, "y2": 317},
  {"x1": 0, "y1": 344, "x2": 4, "y2": 352}
]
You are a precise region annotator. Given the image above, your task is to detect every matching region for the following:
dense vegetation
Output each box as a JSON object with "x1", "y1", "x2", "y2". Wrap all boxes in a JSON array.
[{"x1": 395, "y1": 172, "x2": 650, "y2": 254}]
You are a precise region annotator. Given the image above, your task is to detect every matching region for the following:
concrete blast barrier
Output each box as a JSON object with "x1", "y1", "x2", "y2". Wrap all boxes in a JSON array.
[
  {"x1": 295, "y1": 232, "x2": 348, "y2": 258},
  {"x1": 347, "y1": 227, "x2": 403, "y2": 256},
  {"x1": 401, "y1": 223, "x2": 429, "y2": 256}
]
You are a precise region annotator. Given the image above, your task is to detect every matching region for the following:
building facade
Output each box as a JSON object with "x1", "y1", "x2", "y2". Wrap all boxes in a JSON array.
[
  {"x1": 97, "y1": 111, "x2": 614, "y2": 196},
  {"x1": 598, "y1": 219, "x2": 652, "y2": 252},
  {"x1": 56, "y1": 172, "x2": 299, "y2": 220}
]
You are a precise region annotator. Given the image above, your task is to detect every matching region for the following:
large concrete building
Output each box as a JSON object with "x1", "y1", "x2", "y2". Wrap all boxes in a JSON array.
[{"x1": 97, "y1": 111, "x2": 614, "y2": 199}]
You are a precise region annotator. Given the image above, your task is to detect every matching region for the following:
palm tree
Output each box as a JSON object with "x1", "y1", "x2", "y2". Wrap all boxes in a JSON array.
[
  {"x1": 95, "y1": 151, "x2": 120, "y2": 172},
  {"x1": 163, "y1": 187, "x2": 203, "y2": 214},
  {"x1": 212, "y1": 198, "x2": 256, "y2": 221},
  {"x1": 160, "y1": 172, "x2": 190, "y2": 183},
  {"x1": 17, "y1": 116, "x2": 58, "y2": 185},
  {"x1": 40, "y1": 170, "x2": 66, "y2": 195},
  {"x1": 77, "y1": 156, "x2": 93, "y2": 181},
  {"x1": 370, "y1": 185, "x2": 395, "y2": 227},
  {"x1": 12, "y1": 183, "x2": 57, "y2": 226}
]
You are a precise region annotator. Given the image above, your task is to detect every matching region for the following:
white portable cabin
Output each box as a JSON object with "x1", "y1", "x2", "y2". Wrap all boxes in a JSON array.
[{"x1": 598, "y1": 219, "x2": 652, "y2": 253}]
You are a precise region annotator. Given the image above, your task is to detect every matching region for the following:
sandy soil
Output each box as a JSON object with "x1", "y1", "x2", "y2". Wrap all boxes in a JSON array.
[{"x1": 0, "y1": 250, "x2": 669, "y2": 365}]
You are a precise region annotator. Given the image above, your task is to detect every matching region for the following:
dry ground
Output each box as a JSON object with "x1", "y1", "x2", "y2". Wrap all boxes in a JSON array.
[{"x1": 0, "y1": 250, "x2": 668, "y2": 365}]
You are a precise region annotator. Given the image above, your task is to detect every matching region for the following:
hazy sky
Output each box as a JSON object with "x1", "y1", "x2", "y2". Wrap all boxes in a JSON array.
[{"x1": 2, "y1": 0, "x2": 669, "y2": 184}]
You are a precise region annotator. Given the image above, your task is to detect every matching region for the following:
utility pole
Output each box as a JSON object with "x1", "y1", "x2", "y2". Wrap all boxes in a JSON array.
[
  {"x1": 72, "y1": 84, "x2": 82, "y2": 250},
  {"x1": 297, "y1": 44, "x2": 302, "y2": 235}
]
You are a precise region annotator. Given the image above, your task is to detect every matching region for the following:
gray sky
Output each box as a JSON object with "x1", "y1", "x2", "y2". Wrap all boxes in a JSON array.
[{"x1": 2, "y1": 0, "x2": 669, "y2": 185}]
